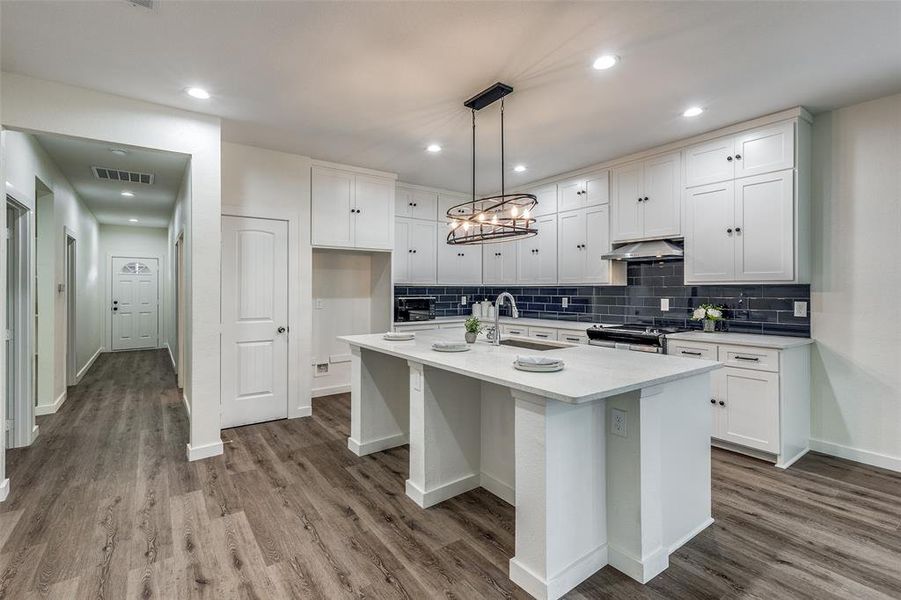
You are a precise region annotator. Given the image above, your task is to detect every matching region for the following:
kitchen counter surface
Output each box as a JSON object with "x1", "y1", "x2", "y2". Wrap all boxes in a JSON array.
[
  {"x1": 667, "y1": 330, "x2": 813, "y2": 349},
  {"x1": 340, "y1": 329, "x2": 719, "y2": 404},
  {"x1": 394, "y1": 315, "x2": 616, "y2": 332}
]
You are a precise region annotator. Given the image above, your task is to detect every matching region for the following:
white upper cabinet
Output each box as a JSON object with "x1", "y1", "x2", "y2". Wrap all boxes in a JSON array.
[
  {"x1": 685, "y1": 121, "x2": 795, "y2": 188},
  {"x1": 312, "y1": 165, "x2": 395, "y2": 250},
  {"x1": 438, "y1": 193, "x2": 470, "y2": 219},
  {"x1": 557, "y1": 170, "x2": 609, "y2": 213},
  {"x1": 437, "y1": 239, "x2": 482, "y2": 284},
  {"x1": 684, "y1": 170, "x2": 794, "y2": 283},
  {"x1": 517, "y1": 214, "x2": 557, "y2": 284},
  {"x1": 396, "y1": 186, "x2": 438, "y2": 221},
  {"x1": 483, "y1": 241, "x2": 518, "y2": 284},
  {"x1": 530, "y1": 184, "x2": 558, "y2": 217},
  {"x1": 558, "y1": 206, "x2": 620, "y2": 284},
  {"x1": 610, "y1": 152, "x2": 681, "y2": 242},
  {"x1": 394, "y1": 218, "x2": 437, "y2": 284}
]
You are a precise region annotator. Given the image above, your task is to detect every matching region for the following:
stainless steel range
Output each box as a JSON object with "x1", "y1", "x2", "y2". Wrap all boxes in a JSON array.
[{"x1": 586, "y1": 324, "x2": 683, "y2": 354}]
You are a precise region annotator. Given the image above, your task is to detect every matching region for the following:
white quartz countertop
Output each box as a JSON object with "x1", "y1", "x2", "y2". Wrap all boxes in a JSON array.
[
  {"x1": 339, "y1": 329, "x2": 720, "y2": 404},
  {"x1": 667, "y1": 331, "x2": 813, "y2": 349},
  {"x1": 394, "y1": 316, "x2": 614, "y2": 332}
]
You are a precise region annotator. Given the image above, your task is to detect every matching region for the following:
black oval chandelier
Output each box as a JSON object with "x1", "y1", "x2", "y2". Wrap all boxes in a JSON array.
[{"x1": 446, "y1": 82, "x2": 537, "y2": 245}]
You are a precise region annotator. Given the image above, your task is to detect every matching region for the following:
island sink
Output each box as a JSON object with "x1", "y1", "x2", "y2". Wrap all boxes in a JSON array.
[{"x1": 499, "y1": 338, "x2": 564, "y2": 351}]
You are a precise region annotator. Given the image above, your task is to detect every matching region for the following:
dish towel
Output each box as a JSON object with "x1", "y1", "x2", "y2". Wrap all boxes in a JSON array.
[{"x1": 516, "y1": 355, "x2": 563, "y2": 366}]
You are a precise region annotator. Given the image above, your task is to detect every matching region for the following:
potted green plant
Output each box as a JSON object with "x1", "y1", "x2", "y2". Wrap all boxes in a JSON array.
[
  {"x1": 692, "y1": 304, "x2": 724, "y2": 333},
  {"x1": 464, "y1": 316, "x2": 483, "y2": 343}
]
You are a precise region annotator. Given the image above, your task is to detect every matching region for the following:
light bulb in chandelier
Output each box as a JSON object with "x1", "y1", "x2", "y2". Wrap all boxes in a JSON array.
[
  {"x1": 510, "y1": 206, "x2": 519, "y2": 218},
  {"x1": 477, "y1": 213, "x2": 485, "y2": 222},
  {"x1": 522, "y1": 208, "x2": 531, "y2": 219},
  {"x1": 463, "y1": 222, "x2": 471, "y2": 231},
  {"x1": 491, "y1": 214, "x2": 499, "y2": 225}
]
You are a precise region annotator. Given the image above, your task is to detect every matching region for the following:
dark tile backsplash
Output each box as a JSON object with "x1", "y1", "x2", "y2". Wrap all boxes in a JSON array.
[{"x1": 395, "y1": 260, "x2": 810, "y2": 337}]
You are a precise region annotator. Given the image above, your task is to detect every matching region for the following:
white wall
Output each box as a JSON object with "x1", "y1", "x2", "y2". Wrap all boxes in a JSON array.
[
  {"x1": 810, "y1": 92, "x2": 901, "y2": 471},
  {"x1": 220, "y1": 142, "x2": 312, "y2": 417},
  {"x1": 2, "y1": 72, "x2": 222, "y2": 462},
  {"x1": 311, "y1": 250, "x2": 375, "y2": 396},
  {"x1": 98, "y1": 224, "x2": 170, "y2": 352},
  {"x1": 3, "y1": 130, "x2": 102, "y2": 413}
]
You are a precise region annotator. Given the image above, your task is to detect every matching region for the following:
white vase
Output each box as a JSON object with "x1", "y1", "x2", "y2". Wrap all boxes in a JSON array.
[{"x1": 702, "y1": 320, "x2": 716, "y2": 333}]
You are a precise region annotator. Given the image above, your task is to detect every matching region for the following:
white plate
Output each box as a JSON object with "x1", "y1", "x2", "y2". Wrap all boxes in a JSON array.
[
  {"x1": 384, "y1": 333, "x2": 415, "y2": 341},
  {"x1": 514, "y1": 361, "x2": 564, "y2": 372},
  {"x1": 432, "y1": 345, "x2": 470, "y2": 353}
]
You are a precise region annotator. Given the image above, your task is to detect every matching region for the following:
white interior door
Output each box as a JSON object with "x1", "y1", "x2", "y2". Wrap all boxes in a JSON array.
[
  {"x1": 221, "y1": 216, "x2": 289, "y2": 428},
  {"x1": 111, "y1": 257, "x2": 159, "y2": 351}
]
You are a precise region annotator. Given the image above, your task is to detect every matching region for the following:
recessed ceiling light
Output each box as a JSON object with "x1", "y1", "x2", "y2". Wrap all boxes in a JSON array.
[
  {"x1": 426, "y1": 144, "x2": 442, "y2": 153},
  {"x1": 129, "y1": 218, "x2": 139, "y2": 223},
  {"x1": 121, "y1": 191, "x2": 134, "y2": 197},
  {"x1": 110, "y1": 148, "x2": 128, "y2": 156},
  {"x1": 683, "y1": 106, "x2": 704, "y2": 118},
  {"x1": 513, "y1": 165, "x2": 527, "y2": 173},
  {"x1": 185, "y1": 87, "x2": 210, "y2": 100},
  {"x1": 592, "y1": 55, "x2": 619, "y2": 70}
]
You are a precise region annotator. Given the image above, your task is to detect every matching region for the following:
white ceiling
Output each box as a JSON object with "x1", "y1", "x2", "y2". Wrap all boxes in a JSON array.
[
  {"x1": 33, "y1": 133, "x2": 188, "y2": 228},
  {"x1": 3, "y1": 1, "x2": 900, "y2": 193}
]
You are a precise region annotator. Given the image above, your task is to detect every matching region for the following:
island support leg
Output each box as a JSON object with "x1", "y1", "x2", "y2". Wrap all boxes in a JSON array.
[
  {"x1": 347, "y1": 346, "x2": 410, "y2": 456},
  {"x1": 406, "y1": 361, "x2": 482, "y2": 508},
  {"x1": 509, "y1": 390, "x2": 607, "y2": 600}
]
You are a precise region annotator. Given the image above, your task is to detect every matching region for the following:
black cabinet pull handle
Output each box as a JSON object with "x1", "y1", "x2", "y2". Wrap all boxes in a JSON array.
[
  {"x1": 726, "y1": 156, "x2": 733, "y2": 162},
  {"x1": 718, "y1": 400, "x2": 726, "y2": 406},
  {"x1": 734, "y1": 355, "x2": 759, "y2": 362},
  {"x1": 681, "y1": 350, "x2": 702, "y2": 356}
]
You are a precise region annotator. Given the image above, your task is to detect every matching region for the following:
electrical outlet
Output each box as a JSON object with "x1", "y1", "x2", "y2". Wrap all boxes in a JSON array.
[
  {"x1": 611, "y1": 409, "x2": 627, "y2": 438},
  {"x1": 461, "y1": 295, "x2": 467, "y2": 305},
  {"x1": 793, "y1": 301, "x2": 808, "y2": 317},
  {"x1": 314, "y1": 363, "x2": 329, "y2": 377},
  {"x1": 660, "y1": 298, "x2": 670, "y2": 312},
  {"x1": 561, "y1": 297, "x2": 569, "y2": 308}
]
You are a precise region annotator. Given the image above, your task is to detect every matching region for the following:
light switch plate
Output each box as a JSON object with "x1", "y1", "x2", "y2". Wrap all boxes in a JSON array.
[
  {"x1": 561, "y1": 297, "x2": 569, "y2": 308},
  {"x1": 660, "y1": 298, "x2": 670, "y2": 311},
  {"x1": 461, "y1": 295, "x2": 467, "y2": 305},
  {"x1": 611, "y1": 408, "x2": 627, "y2": 438},
  {"x1": 793, "y1": 301, "x2": 808, "y2": 317}
]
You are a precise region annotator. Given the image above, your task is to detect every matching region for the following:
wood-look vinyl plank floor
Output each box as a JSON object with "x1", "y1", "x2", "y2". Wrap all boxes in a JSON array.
[{"x1": 0, "y1": 349, "x2": 898, "y2": 599}]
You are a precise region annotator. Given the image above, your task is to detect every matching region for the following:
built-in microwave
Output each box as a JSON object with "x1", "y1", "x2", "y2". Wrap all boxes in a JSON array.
[{"x1": 394, "y1": 296, "x2": 436, "y2": 322}]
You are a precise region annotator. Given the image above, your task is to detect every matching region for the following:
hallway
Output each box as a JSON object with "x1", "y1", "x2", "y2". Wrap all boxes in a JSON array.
[{"x1": 0, "y1": 351, "x2": 899, "y2": 599}]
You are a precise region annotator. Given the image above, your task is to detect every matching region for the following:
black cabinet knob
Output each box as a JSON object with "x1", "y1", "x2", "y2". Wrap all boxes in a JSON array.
[
  {"x1": 710, "y1": 399, "x2": 716, "y2": 404},
  {"x1": 637, "y1": 197, "x2": 643, "y2": 202},
  {"x1": 643, "y1": 196, "x2": 649, "y2": 202},
  {"x1": 413, "y1": 203, "x2": 418, "y2": 207},
  {"x1": 113, "y1": 300, "x2": 118, "y2": 304},
  {"x1": 735, "y1": 227, "x2": 742, "y2": 233},
  {"x1": 412, "y1": 249, "x2": 417, "y2": 253},
  {"x1": 726, "y1": 156, "x2": 733, "y2": 162},
  {"x1": 113, "y1": 307, "x2": 118, "y2": 311},
  {"x1": 408, "y1": 249, "x2": 412, "y2": 253},
  {"x1": 718, "y1": 400, "x2": 725, "y2": 406},
  {"x1": 727, "y1": 228, "x2": 733, "y2": 234},
  {"x1": 735, "y1": 154, "x2": 742, "y2": 160}
]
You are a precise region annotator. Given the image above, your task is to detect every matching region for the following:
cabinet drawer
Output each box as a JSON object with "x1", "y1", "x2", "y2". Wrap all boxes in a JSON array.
[
  {"x1": 718, "y1": 345, "x2": 779, "y2": 372},
  {"x1": 668, "y1": 341, "x2": 717, "y2": 360},
  {"x1": 559, "y1": 332, "x2": 589, "y2": 344},
  {"x1": 500, "y1": 324, "x2": 528, "y2": 337},
  {"x1": 527, "y1": 327, "x2": 558, "y2": 341}
]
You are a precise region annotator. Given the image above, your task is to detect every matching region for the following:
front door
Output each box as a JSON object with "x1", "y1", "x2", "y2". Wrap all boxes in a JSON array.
[
  {"x1": 111, "y1": 257, "x2": 159, "y2": 351},
  {"x1": 221, "y1": 216, "x2": 289, "y2": 428}
]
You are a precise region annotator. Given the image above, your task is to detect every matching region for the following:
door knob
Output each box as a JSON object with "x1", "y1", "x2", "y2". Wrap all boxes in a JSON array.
[{"x1": 277, "y1": 326, "x2": 287, "y2": 334}]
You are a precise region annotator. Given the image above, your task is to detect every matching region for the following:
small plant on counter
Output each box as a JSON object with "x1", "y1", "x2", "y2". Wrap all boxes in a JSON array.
[
  {"x1": 464, "y1": 316, "x2": 483, "y2": 343},
  {"x1": 692, "y1": 303, "x2": 724, "y2": 332}
]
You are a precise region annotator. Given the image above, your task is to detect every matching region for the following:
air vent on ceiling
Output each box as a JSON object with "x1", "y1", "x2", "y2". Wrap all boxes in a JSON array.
[
  {"x1": 92, "y1": 166, "x2": 154, "y2": 185},
  {"x1": 126, "y1": 0, "x2": 154, "y2": 9}
]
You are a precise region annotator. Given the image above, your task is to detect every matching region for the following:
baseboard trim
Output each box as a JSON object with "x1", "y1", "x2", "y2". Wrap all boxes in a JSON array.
[
  {"x1": 405, "y1": 473, "x2": 480, "y2": 509},
  {"x1": 35, "y1": 390, "x2": 67, "y2": 416},
  {"x1": 30, "y1": 425, "x2": 39, "y2": 444},
  {"x1": 810, "y1": 438, "x2": 901, "y2": 473},
  {"x1": 776, "y1": 447, "x2": 810, "y2": 470},
  {"x1": 607, "y1": 544, "x2": 669, "y2": 584},
  {"x1": 0, "y1": 479, "x2": 9, "y2": 502},
  {"x1": 76, "y1": 347, "x2": 103, "y2": 383},
  {"x1": 347, "y1": 432, "x2": 407, "y2": 457},
  {"x1": 311, "y1": 384, "x2": 351, "y2": 398},
  {"x1": 480, "y1": 471, "x2": 515, "y2": 506},
  {"x1": 186, "y1": 440, "x2": 223, "y2": 462},
  {"x1": 668, "y1": 517, "x2": 714, "y2": 554},
  {"x1": 291, "y1": 406, "x2": 312, "y2": 418},
  {"x1": 510, "y1": 542, "x2": 608, "y2": 600}
]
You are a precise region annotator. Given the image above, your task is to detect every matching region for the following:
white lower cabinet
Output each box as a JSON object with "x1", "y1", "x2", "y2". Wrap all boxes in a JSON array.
[
  {"x1": 668, "y1": 337, "x2": 811, "y2": 468},
  {"x1": 393, "y1": 218, "x2": 437, "y2": 284},
  {"x1": 437, "y1": 240, "x2": 482, "y2": 284}
]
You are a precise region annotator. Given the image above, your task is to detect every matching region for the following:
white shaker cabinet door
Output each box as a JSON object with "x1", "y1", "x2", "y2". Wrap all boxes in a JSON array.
[
  {"x1": 530, "y1": 184, "x2": 558, "y2": 217},
  {"x1": 311, "y1": 166, "x2": 355, "y2": 247},
  {"x1": 641, "y1": 152, "x2": 681, "y2": 239},
  {"x1": 734, "y1": 170, "x2": 794, "y2": 281},
  {"x1": 557, "y1": 178, "x2": 586, "y2": 213},
  {"x1": 439, "y1": 193, "x2": 469, "y2": 219},
  {"x1": 583, "y1": 205, "x2": 612, "y2": 284},
  {"x1": 584, "y1": 170, "x2": 610, "y2": 208},
  {"x1": 557, "y1": 209, "x2": 585, "y2": 283},
  {"x1": 353, "y1": 175, "x2": 394, "y2": 250},
  {"x1": 456, "y1": 245, "x2": 483, "y2": 284},
  {"x1": 407, "y1": 220, "x2": 437, "y2": 284},
  {"x1": 610, "y1": 161, "x2": 643, "y2": 242},
  {"x1": 393, "y1": 218, "x2": 410, "y2": 283},
  {"x1": 684, "y1": 181, "x2": 735, "y2": 282},
  {"x1": 533, "y1": 214, "x2": 558, "y2": 284},
  {"x1": 718, "y1": 367, "x2": 780, "y2": 454},
  {"x1": 484, "y1": 241, "x2": 518, "y2": 284},
  {"x1": 684, "y1": 136, "x2": 735, "y2": 188},
  {"x1": 733, "y1": 121, "x2": 795, "y2": 180}
]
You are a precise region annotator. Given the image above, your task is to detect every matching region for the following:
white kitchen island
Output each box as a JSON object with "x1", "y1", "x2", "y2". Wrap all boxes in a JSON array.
[{"x1": 339, "y1": 329, "x2": 721, "y2": 600}]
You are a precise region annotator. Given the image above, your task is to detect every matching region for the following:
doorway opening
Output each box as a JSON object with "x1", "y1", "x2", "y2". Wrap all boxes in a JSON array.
[
  {"x1": 5, "y1": 196, "x2": 34, "y2": 448},
  {"x1": 64, "y1": 231, "x2": 77, "y2": 386},
  {"x1": 175, "y1": 232, "x2": 185, "y2": 390}
]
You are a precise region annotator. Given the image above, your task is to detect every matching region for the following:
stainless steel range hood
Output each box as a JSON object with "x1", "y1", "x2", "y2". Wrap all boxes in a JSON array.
[{"x1": 601, "y1": 239, "x2": 683, "y2": 261}]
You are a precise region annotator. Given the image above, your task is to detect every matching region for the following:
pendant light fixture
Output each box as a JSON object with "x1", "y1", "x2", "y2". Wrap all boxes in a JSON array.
[{"x1": 446, "y1": 82, "x2": 537, "y2": 245}]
